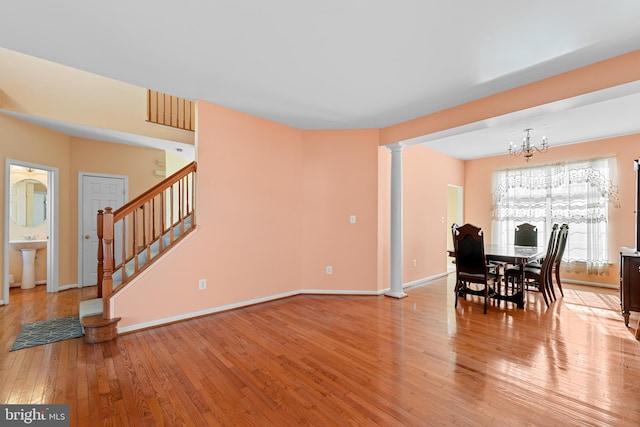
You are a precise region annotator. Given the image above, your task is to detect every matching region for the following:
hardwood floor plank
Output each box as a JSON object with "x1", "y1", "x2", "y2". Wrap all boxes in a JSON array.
[
  {"x1": 18, "y1": 345, "x2": 44, "y2": 403},
  {"x1": 3, "y1": 348, "x2": 28, "y2": 404},
  {"x1": 1, "y1": 279, "x2": 639, "y2": 425}
]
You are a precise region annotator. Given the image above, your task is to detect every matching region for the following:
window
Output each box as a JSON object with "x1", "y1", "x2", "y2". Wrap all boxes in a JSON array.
[{"x1": 491, "y1": 157, "x2": 618, "y2": 274}]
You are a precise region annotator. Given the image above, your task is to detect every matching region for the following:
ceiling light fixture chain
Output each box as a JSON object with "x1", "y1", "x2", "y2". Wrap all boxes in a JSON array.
[{"x1": 508, "y1": 128, "x2": 549, "y2": 162}]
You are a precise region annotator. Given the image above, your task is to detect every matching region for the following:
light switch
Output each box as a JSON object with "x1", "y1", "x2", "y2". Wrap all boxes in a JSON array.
[{"x1": 350, "y1": 215, "x2": 356, "y2": 224}]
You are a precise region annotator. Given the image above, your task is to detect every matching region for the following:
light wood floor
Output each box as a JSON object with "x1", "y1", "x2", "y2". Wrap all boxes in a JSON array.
[{"x1": 1, "y1": 276, "x2": 639, "y2": 426}]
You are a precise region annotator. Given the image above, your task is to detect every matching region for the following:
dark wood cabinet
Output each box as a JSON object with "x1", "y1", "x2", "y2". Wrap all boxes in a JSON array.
[{"x1": 620, "y1": 248, "x2": 640, "y2": 326}]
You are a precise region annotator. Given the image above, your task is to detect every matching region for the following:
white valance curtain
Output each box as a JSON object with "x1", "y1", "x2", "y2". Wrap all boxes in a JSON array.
[{"x1": 491, "y1": 157, "x2": 618, "y2": 274}]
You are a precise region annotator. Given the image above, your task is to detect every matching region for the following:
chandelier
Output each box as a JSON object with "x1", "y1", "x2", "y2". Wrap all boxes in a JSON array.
[{"x1": 508, "y1": 128, "x2": 549, "y2": 162}]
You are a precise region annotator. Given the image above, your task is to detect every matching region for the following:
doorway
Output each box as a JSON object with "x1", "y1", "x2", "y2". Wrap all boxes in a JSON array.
[
  {"x1": 3, "y1": 159, "x2": 59, "y2": 305},
  {"x1": 78, "y1": 173, "x2": 127, "y2": 288},
  {"x1": 447, "y1": 185, "x2": 463, "y2": 272}
]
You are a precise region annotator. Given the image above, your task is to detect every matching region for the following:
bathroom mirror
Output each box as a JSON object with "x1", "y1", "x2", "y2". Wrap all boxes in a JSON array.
[{"x1": 10, "y1": 178, "x2": 48, "y2": 227}]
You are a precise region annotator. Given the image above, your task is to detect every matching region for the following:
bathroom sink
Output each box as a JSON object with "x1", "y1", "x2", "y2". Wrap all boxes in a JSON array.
[
  {"x1": 10, "y1": 240, "x2": 47, "y2": 290},
  {"x1": 10, "y1": 240, "x2": 47, "y2": 251}
]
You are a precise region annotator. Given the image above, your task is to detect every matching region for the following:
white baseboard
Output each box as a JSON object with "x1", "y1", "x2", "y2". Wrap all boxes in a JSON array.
[
  {"x1": 117, "y1": 274, "x2": 453, "y2": 334},
  {"x1": 10, "y1": 280, "x2": 47, "y2": 288},
  {"x1": 562, "y1": 278, "x2": 618, "y2": 289},
  {"x1": 300, "y1": 289, "x2": 385, "y2": 296},
  {"x1": 403, "y1": 272, "x2": 449, "y2": 289},
  {"x1": 8, "y1": 281, "x2": 78, "y2": 291},
  {"x1": 117, "y1": 290, "x2": 300, "y2": 334}
]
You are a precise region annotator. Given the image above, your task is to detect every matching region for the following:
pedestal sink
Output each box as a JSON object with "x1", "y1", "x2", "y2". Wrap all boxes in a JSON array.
[{"x1": 10, "y1": 240, "x2": 47, "y2": 289}]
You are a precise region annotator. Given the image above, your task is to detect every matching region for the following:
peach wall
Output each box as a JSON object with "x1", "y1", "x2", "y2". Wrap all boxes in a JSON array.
[
  {"x1": 301, "y1": 129, "x2": 380, "y2": 292},
  {"x1": 201, "y1": 102, "x2": 304, "y2": 300},
  {"x1": 112, "y1": 101, "x2": 306, "y2": 327},
  {"x1": 402, "y1": 145, "x2": 464, "y2": 283},
  {"x1": 464, "y1": 134, "x2": 640, "y2": 286},
  {"x1": 381, "y1": 49, "x2": 640, "y2": 145},
  {"x1": 0, "y1": 48, "x2": 193, "y2": 145}
]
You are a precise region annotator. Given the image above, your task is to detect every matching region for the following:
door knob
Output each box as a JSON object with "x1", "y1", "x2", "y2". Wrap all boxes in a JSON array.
[{"x1": 84, "y1": 234, "x2": 91, "y2": 239}]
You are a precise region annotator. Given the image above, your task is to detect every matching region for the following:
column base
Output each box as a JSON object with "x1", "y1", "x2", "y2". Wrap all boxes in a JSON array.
[{"x1": 385, "y1": 291, "x2": 408, "y2": 299}]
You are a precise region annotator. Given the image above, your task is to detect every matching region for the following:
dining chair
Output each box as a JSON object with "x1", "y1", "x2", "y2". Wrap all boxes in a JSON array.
[
  {"x1": 498, "y1": 223, "x2": 540, "y2": 285},
  {"x1": 505, "y1": 224, "x2": 558, "y2": 307},
  {"x1": 514, "y1": 223, "x2": 538, "y2": 247},
  {"x1": 519, "y1": 223, "x2": 568, "y2": 303},
  {"x1": 549, "y1": 224, "x2": 569, "y2": 299},
  {"x1": 452, "y1": 223, "x2": 500, "y2": 314},
  {"x1": 451, "y1": 222, "x2": 504, "y2": 276},
  {"x1": 515, "y1": 222, "x2": 542, "y2": 269}
]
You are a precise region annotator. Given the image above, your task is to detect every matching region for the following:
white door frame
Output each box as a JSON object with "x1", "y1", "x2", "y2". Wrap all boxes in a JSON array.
[
  {"x1": 447, "y1": 184, "x2": 463, "y2": 271},
  {"x1": 77, "y1": 172, "x2": 128, "y2": 288},
  {"x1": 3, "y1": 159, "x2": 59, "y2": 305},
  {"x1": 447, "y1": 184, "x2": 464, "y2": 229}
]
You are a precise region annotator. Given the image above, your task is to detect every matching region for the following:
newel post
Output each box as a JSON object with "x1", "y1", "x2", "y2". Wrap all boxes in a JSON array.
[
  {"x1": 102, "y1": 207, "x2": 115, "y2": 319},
  {"x1": 96, "y1": 210, "x2": 104, "y2": 298}
]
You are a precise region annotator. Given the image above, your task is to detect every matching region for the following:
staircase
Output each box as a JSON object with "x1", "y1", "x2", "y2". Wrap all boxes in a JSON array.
[{"x1": 79, "y1": 162, "x2": 197, "y2": 343}]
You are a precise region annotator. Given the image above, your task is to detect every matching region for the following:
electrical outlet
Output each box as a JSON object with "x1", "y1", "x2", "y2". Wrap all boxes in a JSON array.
[
  {"x1": 326, "y1": 266, "x2": 333, "y2": 275},
  {"x1": 198, "y1": 279, "x2": 207, "y2": 290}
]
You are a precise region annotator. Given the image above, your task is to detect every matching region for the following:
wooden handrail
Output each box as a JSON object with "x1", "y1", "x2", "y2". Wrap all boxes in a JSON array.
[
  {"x1": 97, "y1": 161, "x2": 197, "y2": 319},
  {"x1": 113, "y1": 162, "x2": 197, "y2": 222}
]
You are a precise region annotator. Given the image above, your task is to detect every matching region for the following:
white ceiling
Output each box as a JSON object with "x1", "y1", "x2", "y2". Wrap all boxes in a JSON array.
[{"x1": 1, "y1": 1, "x2": 639, "y2": 159}]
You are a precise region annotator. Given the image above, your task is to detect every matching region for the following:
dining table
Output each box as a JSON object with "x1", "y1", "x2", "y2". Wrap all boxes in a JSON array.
[
  {"x1": 484, "y1": 244, "x2": 546, "y2": 308},
  {"x1": 449, "y1": 244, "x2": 546, "y2": 308}
]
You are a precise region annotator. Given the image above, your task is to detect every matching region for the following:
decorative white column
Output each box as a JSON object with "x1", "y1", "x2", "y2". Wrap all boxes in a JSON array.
[{"x1": 386, "y1": 143, "x2": 407, "y2": 298}]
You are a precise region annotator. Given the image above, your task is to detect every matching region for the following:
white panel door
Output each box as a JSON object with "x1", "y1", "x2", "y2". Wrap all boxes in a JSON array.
[{"x1": 80, "y1": 175, "x2": 126, "y2": 287}]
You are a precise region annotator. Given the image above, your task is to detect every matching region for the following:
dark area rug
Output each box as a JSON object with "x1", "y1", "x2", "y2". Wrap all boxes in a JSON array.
[{"x1": 10, "y1": 315, "x2": 83, "y2": 351}]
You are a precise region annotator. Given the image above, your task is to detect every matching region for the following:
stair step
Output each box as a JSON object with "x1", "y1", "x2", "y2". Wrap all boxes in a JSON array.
[
  {"x1": 81, "y1": 315, "x2": 120, "y2": 344},
  {"x1": 79, "y1": 298, "x2": 103, "y2": 333}
]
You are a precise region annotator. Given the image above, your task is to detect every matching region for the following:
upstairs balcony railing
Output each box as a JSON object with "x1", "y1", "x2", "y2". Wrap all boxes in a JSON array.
[
  {"x1": 147, "y1": 89, "x2": 195, "y2": 132},
  {"x1": 97, "y1": 161, "x2": 197, "y2": 318}
]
